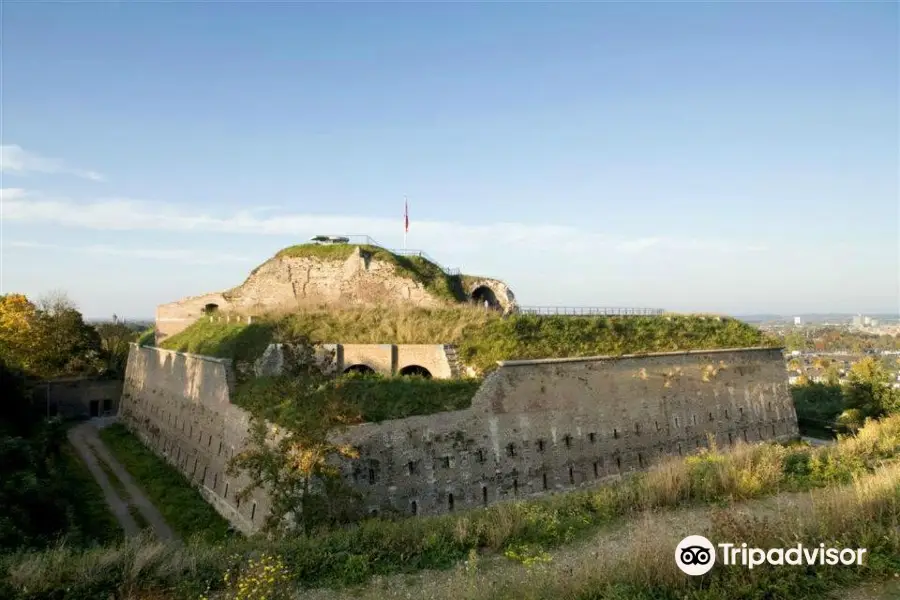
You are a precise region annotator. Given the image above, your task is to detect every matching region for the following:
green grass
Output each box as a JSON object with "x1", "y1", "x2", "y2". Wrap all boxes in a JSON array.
[
  {"x1": 135, "y1": 326, "x2": 155, "y2": 347},
  {"x1": 97, "y1": 424, "x2": 234, "y2": 544},
  {"x1": 161, "y1": 308, "x2": 771, "y2": 375},
  {"x1": 58, "y1": 444, "x2": 123, "y2": 548},
  {"x1": 159, "y1": 319, "x2": 275, "y2": 365},
  {"x1": 234, "y1": 374, "x2": 482, "y2": 427}
]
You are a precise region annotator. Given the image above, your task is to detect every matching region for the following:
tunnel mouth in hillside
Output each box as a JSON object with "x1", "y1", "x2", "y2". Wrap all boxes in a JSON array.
[
  {"x1": 399, "y1": 365, "x2": 432, "y2": 379},
  {"x1": 471, "y1": 286, "x2": 500, "y2": 310},
  {"x1": 344, "y1": 364, "x2": 376, "y2": 375},
  {"x1": 203, "y1": 303, "x2": 220, "y2": 314}
]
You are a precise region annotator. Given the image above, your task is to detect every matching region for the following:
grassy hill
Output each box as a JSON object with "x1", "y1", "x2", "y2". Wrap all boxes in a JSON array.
[{"x1": 160, "y1": 307, "x2": 772, "y2": 371}]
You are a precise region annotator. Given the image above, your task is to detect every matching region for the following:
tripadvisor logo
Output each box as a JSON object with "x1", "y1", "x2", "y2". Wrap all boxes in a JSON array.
[{"x1": 675, "y1": 535, "x2": 868, "y2": 576}]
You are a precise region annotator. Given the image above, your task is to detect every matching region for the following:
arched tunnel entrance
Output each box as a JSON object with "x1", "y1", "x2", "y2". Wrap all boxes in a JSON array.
[
  {"x1": 344, "y1": 364, "x2": 376, "y2": 375},
  {"x1": 471, "y1": 286, "x2": 501, "y2": 310},
  {"x1": 399, "y1": 365, "x2": 432, "y2": 379}
]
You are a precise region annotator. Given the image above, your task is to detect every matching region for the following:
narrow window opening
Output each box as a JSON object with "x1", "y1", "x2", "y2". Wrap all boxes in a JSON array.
[
  {"x1": 616, "y1": 456, "x2": 622, "y2": 471},
  {"x1": 448, "y1": 493, "x2": 455, "y2": 511},
  {"x1": 593, "y1": 461, "x2": 599, "y2": 478},
  {"x1": 476, "y1": 449, "x2": 485, "y2": 463},
  {"x1": 564, "y1": 434, "x2": 572, "y2": 448},
  {"x1": 634, "y1": 423, "x2": 641, "y2": 435},
  {"x1": 201, "y1": 466, "x2": 207, "y2": 484},
  {"x1": 251, "y1": 501, "x2": 257, "y2": 521},
  {"x1": 739, "y1": 407, "x2": 744, "y2": 417},
  {"x1": 674, "y1": 417, "x2": 680, "y2": 428},
  {"x1": 677, "y1": 444, "x2": 683, "y2": 456},
  {"x1": 411, "y1": 500, "x2": 418, "y2": 515},
  {"x1": 743, "y1": 429, "x2": 748, "y2": 442},
  {"x1": 655, "y1": 421, "x2": 660, "y2": 432},
  {"x1": 728, "y1": 432, "x2": 733, "y2": 445},
  {"x1": 613, "y1": 428, "x2": 619, "y2": 439},
  {"x1": 513, "y1": 479, "x2": 518, "y2": 496},
  {"x1": 368, "y1": 467, "x2": 376, "y2": 484},
  {"x1": 709, "y1": 412, "x2": 714, "y2": 421},
  {"x1": 407, "y1": 461, "x2": 417, "y2": 476},
  {"x1": 537, "y1": 439, "x2": 545, "y2": 452},
  {"x1": 692, "y1": 414, "x2": 697, "y2": 426},
  {"x1": 542, "y1": 473, "x2": 548, "y2": 490},
  {"x1": 569, "y1": 466, "x2": 575, "y2": 484},
  {"x1": 589, "y1": 432, "x2": 596, "y2": 443},
  {"x1": 638, "y1": 453, "x2": 644, "y2": 468},
  {"x1": 442, "y1": 456, "x2": 451, "y2": 469},
  {"x1": 482, "y1": 486, "x2": 488, "y2": 505},
  {"x1": 213, "y1": 472, "x2": 218, "y2": 490},
  {"x1": 506, "y1": 443, "x2": 516, "y2": 458},
  {"x1": 725, "y1": 409, "x2": 730, "y2": 419},
  {"x1": 224, "y1": 482, "x2": 229, "y2": 499},
  {"x1": 771, "y1": 424, "x2": 776, "y2": 436}
]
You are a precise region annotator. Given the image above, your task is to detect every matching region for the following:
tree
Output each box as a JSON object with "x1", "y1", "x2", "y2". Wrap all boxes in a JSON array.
[
  {"x1": 839, "y1": 356, "x2": 900, "y2": 430},
  {"x1": 0, "y1": 294, "x2": 41, "y2": 374},
  {"x1": 95, "y1": 321, "x2": 138, "y2": 377},
  {"x1": 227, "y1": 343, "x2": 362, "y2": 535}
]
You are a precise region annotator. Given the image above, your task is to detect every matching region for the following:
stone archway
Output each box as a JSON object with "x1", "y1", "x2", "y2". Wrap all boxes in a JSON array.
[
  {"x1": 471, "y1": 286, "x2": 500, "y2": 310},
  {"x1": 344, "y1": 364, "x2": 376, "y2": 375},
  {"x1": 399, "y1": 365, "x2": 432, "y2": 379}
]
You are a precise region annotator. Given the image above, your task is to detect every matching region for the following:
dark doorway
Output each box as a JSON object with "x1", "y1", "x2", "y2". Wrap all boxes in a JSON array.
[
  {"x1": 203, "y1": 303, "x2": 219, "y2": 314},
  {"x1": 103, "y1": 399, "x2": 113, "y2": 414},
  {"x1": 344, "y1": 364, "x2": 376, "y2": 375},
  {"x1": 89, "y1": 400, "x2": 100, "y2": 417},
  {"x1": 471, "y1": 286, "x2": 500, "y2": 310},
  {"x1": 399, "y1": 365, "x2": 432, "y2": 378}
]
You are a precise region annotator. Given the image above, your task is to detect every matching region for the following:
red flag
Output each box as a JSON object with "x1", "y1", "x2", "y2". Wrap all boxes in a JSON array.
[{"x1": 404, "y1": 199, "x2": 409, "y2": 233}]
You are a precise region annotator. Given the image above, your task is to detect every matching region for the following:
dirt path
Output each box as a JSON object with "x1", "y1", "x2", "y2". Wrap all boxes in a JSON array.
[{"x1": 68, "y1": 419, "x2": 177, "y2": 542}]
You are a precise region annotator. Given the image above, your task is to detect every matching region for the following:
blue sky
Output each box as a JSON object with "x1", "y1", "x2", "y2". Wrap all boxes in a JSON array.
[{"x1": 2, "y1": 2, "x2": 897, "y2": 319}]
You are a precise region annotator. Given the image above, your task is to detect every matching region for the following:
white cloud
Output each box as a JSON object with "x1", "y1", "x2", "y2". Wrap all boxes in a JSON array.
[
  {"x1": 1, "y1": 145, "x2": 105, "y2": 181},
  {"x1": 5, "y1": 240, "x2": 253, "y2": 265},
  {"x1": 1, "y1": 189, "x2": 768, "y2": 258}
]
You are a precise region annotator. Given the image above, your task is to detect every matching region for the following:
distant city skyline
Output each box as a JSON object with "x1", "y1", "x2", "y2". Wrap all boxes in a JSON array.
[{"x1": 2, "y1": 3, "x2": 897, "y2": 317}]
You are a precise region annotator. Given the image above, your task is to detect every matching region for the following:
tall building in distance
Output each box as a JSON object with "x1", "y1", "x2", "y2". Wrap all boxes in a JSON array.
[
  {"x1": 852, "y1": 315, "x2": 864, "y2": 328},
  {"x1": 793, "y1": 316, "x2": 802, "y2": 326}
]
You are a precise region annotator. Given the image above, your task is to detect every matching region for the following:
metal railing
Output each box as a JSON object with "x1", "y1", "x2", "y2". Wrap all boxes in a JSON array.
[
  {"x1": 516, "y1": 306, "x2": 666, "y2": 316},
  {"x1": 313, "y1": 234, "x2": 461, "y2": 276}
]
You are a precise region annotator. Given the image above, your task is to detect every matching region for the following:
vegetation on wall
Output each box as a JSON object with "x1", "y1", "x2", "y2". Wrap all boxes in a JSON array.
[
  {"x1": 235, "y1": 373, "x2": 480, "y2": 426},
  {"x1": 161, "y1": 307, "x2": 772, "y2": 374}
]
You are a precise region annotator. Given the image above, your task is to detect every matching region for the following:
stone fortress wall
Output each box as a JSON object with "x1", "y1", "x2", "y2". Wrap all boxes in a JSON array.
[
  {"x1": 119, "y1": 343, "x2": 798, "y2": 534},
  {"x1": 254, "y1": 343, "x2": 458, "y2": 379}
]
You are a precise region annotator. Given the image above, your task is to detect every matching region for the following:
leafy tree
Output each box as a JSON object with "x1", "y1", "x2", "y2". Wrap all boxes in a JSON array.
[
  {"x1": 95, "y1": 321, "x2": 139, "y2": 376},
  {"x1": 839, "y1": 356, "x2": 900, "y2": 430},
  {"x1": 0, "y1": 294, "x2": 42, "y2": 374},
  {"x1": 228, "y1": 343, "x2": 362, "y2": 535},
  {"x1": 0, "y1": 292, "x2": 103, "y2": 379}
]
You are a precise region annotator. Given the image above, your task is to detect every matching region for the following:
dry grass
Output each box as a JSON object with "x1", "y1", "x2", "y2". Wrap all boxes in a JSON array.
[{"x1": 296, "y1": 463, "x2": 900, "y2": 600}]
